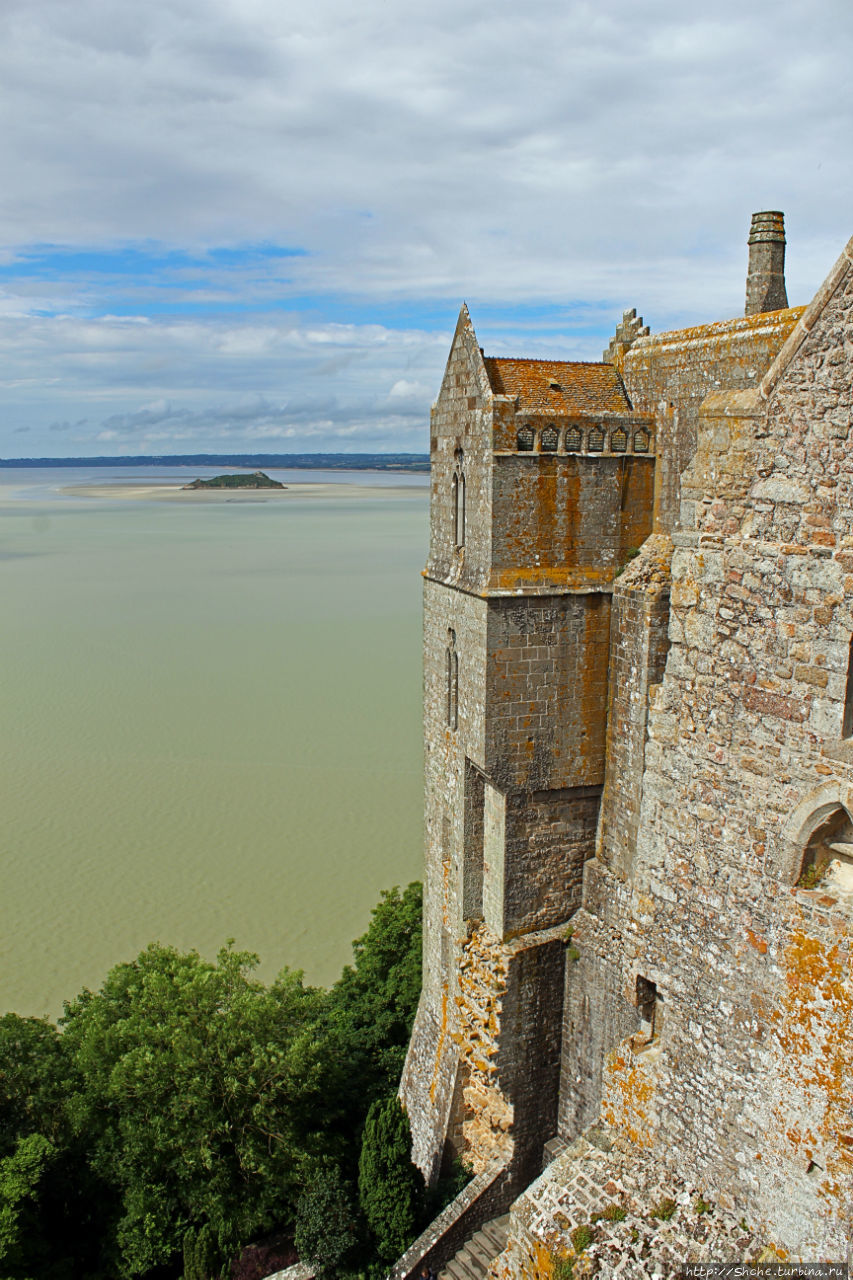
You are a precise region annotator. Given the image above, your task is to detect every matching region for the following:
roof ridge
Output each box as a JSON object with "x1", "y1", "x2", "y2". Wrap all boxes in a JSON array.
[{"x1": 485, "y1": 356, "x2": 613, "y2": 368}]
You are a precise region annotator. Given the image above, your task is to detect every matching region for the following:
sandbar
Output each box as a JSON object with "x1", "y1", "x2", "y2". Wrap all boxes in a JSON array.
[{"x1": 61, "y1": 481, "x2": 420, "y2": 501}]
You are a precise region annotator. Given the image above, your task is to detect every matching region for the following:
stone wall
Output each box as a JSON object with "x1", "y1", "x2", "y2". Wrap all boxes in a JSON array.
[
  {"x1": 401, "y1": 219, "x2": 853, "y2": 1272},
  {"x1": 484, "y1": 595, "x2": 612, "y2": 795},
  {"x1": 403, "y1": 576, "x2": 490, "y2": 1180},
  {"x1": 487, "y1": 1128, "x2": 781, "y2": 1280},
  {"x1": 489, "y1": 453, "x2": 655, "y2": 589},
  {"x1": 622, "y1": 307, "x2": 803, "y2": 533},
  {"x1": 426, "y1": 304, "x2": 497, "y2": 596},
  {"x1": 404, "y1": 302, "x2": 658, "y2": 1189},
  {"x1": 557, "y1": 239, "x2": 853, "y2": 1260},
  {"x1": 596, "y1": 533, "x2": 672, "y2": 882}
]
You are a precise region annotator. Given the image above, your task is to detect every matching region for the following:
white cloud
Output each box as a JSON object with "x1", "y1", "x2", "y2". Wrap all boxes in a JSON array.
[
  {"x1": 0, "y1": 312, "x2": 447, "y2": 453},
  {"x1": 0, "y1": 0, "x2": 851, "y2": 454}
]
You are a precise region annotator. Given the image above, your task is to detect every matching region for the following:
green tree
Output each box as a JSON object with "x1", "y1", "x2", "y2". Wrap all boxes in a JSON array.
[
  {"x1": 182, "y1": 1222, "x2": 219, "y2": 1280},
  {"x1": 0, "y1": 1016, "x2": 106, "y2": 1279},
  {"x1": 357, "y1": 1096, "x2": 423, "y2": 1263},
  {"x1": 294, "y1": 1162, "x2": 359, "y2": 1278},
  {"x1": 0, "y1": 881, "x2": 424, "y2": 1278},
  {"x1": 323, "y1": 883, "x2": 422, "y2": 1159},
  {"x1": 60, "y1": 943, "x2": 331, "y2": 1276},
  {"x1": 0, "y1": 1133, "x2": 68, "y2": 1279},
  {"x1": 0, "y1": 1015, "x2": 69, "y2": 1158}
]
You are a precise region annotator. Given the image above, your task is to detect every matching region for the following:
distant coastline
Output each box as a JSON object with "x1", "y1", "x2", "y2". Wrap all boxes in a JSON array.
[{"x1": 0, "y1": 451, "x2": 430, "y2": 473}]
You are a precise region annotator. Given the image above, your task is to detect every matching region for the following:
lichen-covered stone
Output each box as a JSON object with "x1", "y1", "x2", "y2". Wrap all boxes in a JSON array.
[{"x1": 401, "y1": 218, "x2": 853, "y2": 1271}]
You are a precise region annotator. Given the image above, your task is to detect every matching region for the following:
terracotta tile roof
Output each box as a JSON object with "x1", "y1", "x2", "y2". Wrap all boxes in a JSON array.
[{"x1": 484, "y1": 357, "x2": 631, "y2": 415}]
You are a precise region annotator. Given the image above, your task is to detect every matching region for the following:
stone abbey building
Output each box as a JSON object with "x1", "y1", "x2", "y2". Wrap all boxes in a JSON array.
[{"x1": 397, "y1": 213, "x2": 853, "y2": 1274}]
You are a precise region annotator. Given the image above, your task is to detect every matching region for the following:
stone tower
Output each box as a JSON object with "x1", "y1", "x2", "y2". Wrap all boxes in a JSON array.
[
  {"x1": 394, "y1": 214, "x2": 853, "y2": 1275},
  {"x1": 745, "y1": 209, "x2": 789, "y2": 315},
  {"x1": 400, "y1": 305, "x2": 656, "y2": 1188}
]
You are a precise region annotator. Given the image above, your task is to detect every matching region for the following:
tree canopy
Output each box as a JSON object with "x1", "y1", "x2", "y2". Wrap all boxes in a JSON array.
[{"x1": 0, "y1": 882, "x2": 430, "y2": 1280}]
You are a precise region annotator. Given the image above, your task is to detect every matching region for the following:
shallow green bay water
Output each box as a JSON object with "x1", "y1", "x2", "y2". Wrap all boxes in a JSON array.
[{"x1": 0, "y1": 468, "x2": 427, "y2": 1017}]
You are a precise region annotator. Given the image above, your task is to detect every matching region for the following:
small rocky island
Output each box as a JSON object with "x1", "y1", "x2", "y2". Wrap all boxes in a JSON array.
[{"x1": 182, "y1": 470, "x2": 286, "y2": 490}]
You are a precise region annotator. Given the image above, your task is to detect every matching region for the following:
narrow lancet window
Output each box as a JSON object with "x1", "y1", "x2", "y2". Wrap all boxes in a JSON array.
[
  {"x1": 452, "y1": 451, "x2": 466, "y2": 548},
  {"x1": 452, "y1": 652, "x2": 459, "y2": 729},
  {"x1": 456, "y1": 473, "x2": 466, "y2": 547},
  {"x1": 446, "y1": 630, "x2": 459, "y2": 730},
  {"x1": 843, "y1": 635, "x2": 853, "y2": 738}
]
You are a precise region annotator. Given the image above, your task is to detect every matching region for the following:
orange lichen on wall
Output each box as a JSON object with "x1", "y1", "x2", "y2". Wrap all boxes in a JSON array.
[
  {"x1": 600, "y1": 1042, "x2": 658, "y2": 1150},
  {"x1": 428, "y1": 982, "x2": 449, "y2": 1104},
  {"x1": 489, "y1": 1238, "x2": 560, "y2": 1280},
  {"x1": 450, "y1": 924, "x2": 514, "y2": 1171},
  {"x1": 772, "y1": 922, "x2": 853, "y2": 1209},
  {"x1": 486, "y1": 565, "x2": 618, "y2": 593},
  {"x1": 746, "y1": 927, "x2": 768, "y2": 955}
]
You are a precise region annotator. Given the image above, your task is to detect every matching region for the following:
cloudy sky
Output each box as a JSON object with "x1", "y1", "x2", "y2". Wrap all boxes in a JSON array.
[{"x1": 1, "y1": 0, "x2": 851, "y2": 458}]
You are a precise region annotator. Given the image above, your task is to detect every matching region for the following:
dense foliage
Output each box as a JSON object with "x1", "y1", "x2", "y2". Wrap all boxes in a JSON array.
[
  {"x1": 0, "y1": 882, "x2": 434, "y2": 1280},
  {"x1": 358, "y1": 1097, "x2": 423, "y2": 1264}
]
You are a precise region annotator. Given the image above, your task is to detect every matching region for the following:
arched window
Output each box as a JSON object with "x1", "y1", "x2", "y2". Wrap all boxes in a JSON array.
[
  {"x1": 517, "y1": 426, "x2": 535, "y2": 452},
  {"x1": 446, "y1": 630, "x2": 459, "y2": 730},
  {"x1": 588, "y1": 426, "x2": 605, "y2": 452},
  {"x1": 633, "y1": 428, "x2": 650, "y2": 454},
  {"x1": 797, "y1": 805, "x2": 853, "y2": 890},
  {"x1": 564, "y1": 426, "x2": 582, "y2": 452},
  {"x1": 541, "y1": 425, "x2": 559, "y2": 452},
  {"x1": 452, "y1": 456, "x2": 465, "y2": 548},
  {"x1": 611, "y1": 427, "x2": 628, "y2": 453}
]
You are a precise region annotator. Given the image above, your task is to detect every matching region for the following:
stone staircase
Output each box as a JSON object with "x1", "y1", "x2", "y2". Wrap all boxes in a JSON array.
[{"x1": 438, "y1": 1215, "x2": 510, "y2": 1280}]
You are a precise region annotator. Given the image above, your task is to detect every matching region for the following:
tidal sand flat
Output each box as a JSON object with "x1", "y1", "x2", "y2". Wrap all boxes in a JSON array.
[
  {"x1": 0, "y1": 466, "x2": 428, "y2": 1017},
  {"x1": 61, "y1": 479, "x2": 416, "y2": 501}
]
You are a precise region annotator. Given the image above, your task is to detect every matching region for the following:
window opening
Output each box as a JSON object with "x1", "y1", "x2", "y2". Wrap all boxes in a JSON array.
[
  {"x1": 452, "y1": 473, "x2": 459, "y2": 545},
  {"x1": 541, "y1": 425, "x2": 559, "y2": 452},
  {"x1": 452, "y1": 652, "x2": 459, "y2": 729},
  {"x1": 517, "y1": 425, "x2": 535, "y2": 452},
  {"x1": 588, "y1": 426, "x2": 605, "y2": 451},
  {"x1": 636, "y1": 975, "x2": 659, "y2": 1044},
  {"x1": 452, "y1": 452, "x2": 466, "y2": 548},
  {"x1": 446, "y1": 630, "x2": 459, "y2": 730},
  {"x1": 564, "y1": 426, "x2": 582, "y2": 452},
  {"x1": 797, "y1": 805, "x2": 853, "y2": 892},
  {"x1": 456, "y1": 473, "x2": 466, "y2": 547},
  {"x1": 611, "y1": 427, "x2": 628, "y2": 453},
  {"x1": 633, "y1": 428, "x2": 650, "y2": 453}
]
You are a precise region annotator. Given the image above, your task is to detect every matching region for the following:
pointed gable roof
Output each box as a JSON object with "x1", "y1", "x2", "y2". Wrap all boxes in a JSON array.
[{"x1": 483, "y1": 357, "x2": 631, "y2": 415}]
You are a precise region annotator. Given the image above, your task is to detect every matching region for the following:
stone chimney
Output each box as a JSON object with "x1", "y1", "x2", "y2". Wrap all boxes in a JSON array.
[{"x1": 745, "y1": 210, "x2": 788, "y2": 315}]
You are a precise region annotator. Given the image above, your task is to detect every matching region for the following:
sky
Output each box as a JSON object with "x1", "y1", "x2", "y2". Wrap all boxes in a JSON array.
[{"x1": 0, "y1": 0, "x2": 851, "y2": 458}]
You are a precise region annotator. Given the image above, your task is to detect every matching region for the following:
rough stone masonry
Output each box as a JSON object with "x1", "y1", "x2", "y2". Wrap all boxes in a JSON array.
[{"x1": 400, "y1": 212, "x2": 853, "y2": 1272}]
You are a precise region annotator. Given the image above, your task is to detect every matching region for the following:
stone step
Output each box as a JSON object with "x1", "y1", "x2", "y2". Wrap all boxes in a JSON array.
[
  {"x1": 442, "y1": 1251, "x2": 484, "y2": 1280},
  {"x1": 438, "y1": 1214, "x2": 510, "y2": 1280},
  {"x1": 464, "y1": 1232, "x2": 495, "y2": 1271},
  {"x1": 478, "y1": 1219, "x2": 508, "y2": 1253}
]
